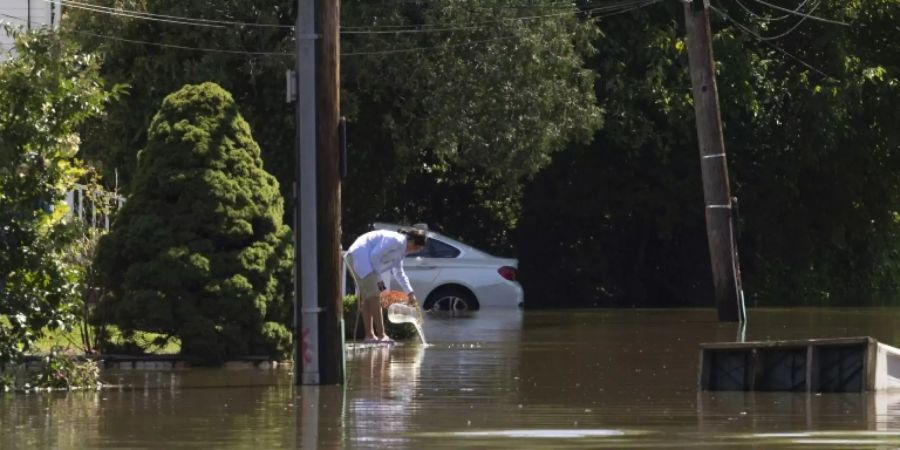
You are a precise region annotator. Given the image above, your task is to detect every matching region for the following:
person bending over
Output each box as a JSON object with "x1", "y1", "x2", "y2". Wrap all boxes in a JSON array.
[{"x1": 346, "y1": 227, "x2": 427, "y2": 343}]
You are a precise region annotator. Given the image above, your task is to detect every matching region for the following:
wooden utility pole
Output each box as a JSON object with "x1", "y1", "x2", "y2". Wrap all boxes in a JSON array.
[
  {"x1": 295, "y1": 0, "x2": 343, "y2": 386},
  {"x1": 683, "y1": 0, "x2": 745, "y2": 322},
  {"x1": 315, "y1": 0, "x2": 344, "y2": 385}
]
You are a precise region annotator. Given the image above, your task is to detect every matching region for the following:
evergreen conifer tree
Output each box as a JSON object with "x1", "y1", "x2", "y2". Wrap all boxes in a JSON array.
[{"x1": 96, "y1": 82, "x2": 292, "y2": 362}]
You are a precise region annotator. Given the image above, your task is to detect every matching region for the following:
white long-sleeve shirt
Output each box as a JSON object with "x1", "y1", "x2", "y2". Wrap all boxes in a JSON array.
[{"x1": 346, "y1": 229, "x2": 414, "y2": 293}]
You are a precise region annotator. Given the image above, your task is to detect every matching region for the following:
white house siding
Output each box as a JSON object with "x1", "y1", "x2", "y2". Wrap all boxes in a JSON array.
[{"x1": 0, "y1": 0, "x2": 59, "y2": 58}]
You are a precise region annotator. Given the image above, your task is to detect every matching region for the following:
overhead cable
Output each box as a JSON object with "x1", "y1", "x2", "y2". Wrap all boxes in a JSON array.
[
  {"x1": 8, "y1": 0, "x2": 660, "y2": 58},
  {"x1": 751, "y1": 0, "x2": 824, "y2": 41},
  {"x1": 0, "y1": 12, "x2": 25, "y2": 22},
  {"x1": 342, "y1": 35, "x2": 522, "y2": 56},
  {"x1": 72, "y1": 30, "x2": 293, "y2": 56},
  {"x1": 68, "y1": 0, "x2": 652, "y2": 60},
  {"x1": 734, "y1": 0, "x2": 811, "y2": 21},
  {"x1": 341, "y1": 0, "x2": 653, "y2": 31},
  {"x1": 709, "y1": 4, "x2": 836, "y2": 80},
  {"x1": 712, "y1": 0, "x2": 832, "y2": 42},
  {"x1": 45, "y1": 0, "x2": 291, "y2": 29},
  {"x1": 748, "y1": 0, "x2": 849, "y2": 26},
  {"x1": 47, "y1": 0, "x2": 654, "y2": 34}
]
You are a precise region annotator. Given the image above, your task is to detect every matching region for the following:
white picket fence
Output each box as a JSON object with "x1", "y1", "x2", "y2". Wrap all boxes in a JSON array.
[{"x1": 64, "y1": 184, "x2": 126, "y2": 230}]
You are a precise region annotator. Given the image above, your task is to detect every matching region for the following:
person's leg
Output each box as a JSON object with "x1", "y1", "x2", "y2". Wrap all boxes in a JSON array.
[
  {"x1": 361, "y1": 296, "x2": 377, "y2": 341},
  {"x1": 346, "y1": 254, "x2": 370, "y2": 341},
  {"x1": 356, "y1": 271, "x2": 381, "y2": 341},
  {"x1": 362, "y1": 295, "x2": 383, "y2": 340},
  {"x1": 345, "y1": 254, "x2": 365, "y2": 340},
  {"x1": 372, "y1": 295, "x2": 388, "y2": 340}
]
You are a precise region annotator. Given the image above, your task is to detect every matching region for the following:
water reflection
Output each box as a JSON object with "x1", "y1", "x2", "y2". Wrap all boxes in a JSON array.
[
  {"x1": 344, "y1": 344, "x2": 424, "y2": 447},
  {"x1": 4, "y1": 309, "x2": 900, "y2": 448},
  {"x1": 699, "y1": 391, "x2": 900, "y2": 436},
  {"x1": 298, "y1": 385, "x2": 345, "y2": 449},
  {"x1": 1, "y1": 373, "x2": 296, "y2": 449},
  {"x1": 335, "y1": 308, "x2": 900, "y2": 448}
]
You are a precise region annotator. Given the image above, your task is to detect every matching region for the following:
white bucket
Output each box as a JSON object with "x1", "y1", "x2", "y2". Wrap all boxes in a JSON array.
[{"x1": 387, "y1": 303, "x2": 419, "y2": 325}]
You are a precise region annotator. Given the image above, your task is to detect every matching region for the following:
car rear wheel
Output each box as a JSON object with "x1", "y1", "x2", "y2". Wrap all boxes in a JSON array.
[{"x1": 424, "y1": 286, "x2": 479, "y2": 312}]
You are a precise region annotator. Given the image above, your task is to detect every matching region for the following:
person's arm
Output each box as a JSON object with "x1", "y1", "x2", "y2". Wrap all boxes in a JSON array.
[
  {"x1": 378, "y1": 273, "x2": 389, "y2": 292},
  {"x1": 372, "y1": 235, "x2": 415, "y2": 300},
  {"x1": 390, "y1": 259, "x2": 414, "y2": 295},
  {"x1": 391, "y1": 261, "x2": 417, "y2": 305}
]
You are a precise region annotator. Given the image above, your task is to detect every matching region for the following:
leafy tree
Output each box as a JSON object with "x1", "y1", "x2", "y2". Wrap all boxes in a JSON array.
[
  {"x1": 94, "y1": 82, "x2": 293, "y2": 363},
  {"x1": 66, "y1": 0, "x2": 899, "y2": 308},
  {"x1": 518, "y1": 3, "x2": 709, "y2": 307},
  {"x1": 64, "y1": 0, "x2": 601, "y2": 253},
  {"x1": 721, "y1": 0, "x2": 900, "y2": 305},
  {"x1": 518, "y1": 0, "x2": 900, "y2": 308},
  {"x1": 340, "y1": 0, "x2": 601, "y2": 249},
  {"x1": 62, "y1": 0, "x2": 296, "y2": 195},
  {"x1": 0, "y1": 29, "x2": 114, "y2": 376}
]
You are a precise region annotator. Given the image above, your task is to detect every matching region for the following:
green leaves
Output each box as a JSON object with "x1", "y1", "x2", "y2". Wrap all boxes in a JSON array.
[
  {"x1": 341, "y1": 0, "x2": 602, "y2": 246},
  {"x1": 519, "y1": 0, "x2": 900, "y2": 308},
  {"x1": 64, "y1": 0, "x2": 296, "y2": 194},
  {"x1": 64, "y1": 0, "x2": 603, "y2": 253},
  {"x1": 95, "y1": 82, "x2": 293, "y2": 362},
  {"x1": 0, "y1": 29, "x2": 112, "y2": 376}
]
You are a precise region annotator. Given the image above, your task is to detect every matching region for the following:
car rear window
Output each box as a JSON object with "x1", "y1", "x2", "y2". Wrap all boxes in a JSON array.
[{"x1": 409, "y1": 238, "x2": 461, "y2": 258}]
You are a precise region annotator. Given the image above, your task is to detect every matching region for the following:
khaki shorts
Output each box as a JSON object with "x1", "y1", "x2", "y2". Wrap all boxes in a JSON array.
[{"x1": 346, "y1": 254, "x2": 380, "y2": 300}]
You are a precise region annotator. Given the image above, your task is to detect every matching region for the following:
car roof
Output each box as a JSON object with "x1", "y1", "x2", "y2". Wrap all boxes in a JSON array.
[{"x1": 371, "y1": 222, "x2": 493, "y2": 259}]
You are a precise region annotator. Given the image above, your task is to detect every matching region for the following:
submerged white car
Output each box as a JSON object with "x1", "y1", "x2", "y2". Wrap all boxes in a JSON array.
[{"x1": 370, "y1": 223, "x2": 524, "y2": 311}]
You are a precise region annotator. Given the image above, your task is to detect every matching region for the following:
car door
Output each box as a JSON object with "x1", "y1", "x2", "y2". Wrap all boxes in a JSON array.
[
  {"x1": 407, "y1": 238, "x2": 462, "y2": 295},
  {"x1": 383, "y1": 239, "x2": 450, "y2": 296}
]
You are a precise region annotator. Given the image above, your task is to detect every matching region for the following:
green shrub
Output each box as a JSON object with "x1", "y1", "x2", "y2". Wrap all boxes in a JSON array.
[
  {"x1": 95, "y1": 82, "x2": 292, "y2": 364},
  {"x1": 0, "y1": 29, "x2": 115, "y2": 374},
  {"x1": 1, "y1": 348, "x2": 100, "y2": 391},
  {"x1": 33, "y1": 349, "x2": 101, "y2": 390}
]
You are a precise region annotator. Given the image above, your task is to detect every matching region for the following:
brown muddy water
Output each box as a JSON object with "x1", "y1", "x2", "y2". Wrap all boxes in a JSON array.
[{"x1": 3, "y1": 308, "x2": 900, "y2": 449}]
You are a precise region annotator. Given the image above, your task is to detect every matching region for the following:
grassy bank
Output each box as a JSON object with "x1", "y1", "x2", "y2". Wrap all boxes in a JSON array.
[{"x1": 33, "y1": 326, "x2": 180, "y2": 355}]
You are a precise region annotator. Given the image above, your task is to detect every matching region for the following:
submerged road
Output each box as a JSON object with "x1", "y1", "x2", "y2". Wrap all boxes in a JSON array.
[{"x1": 4, "y1": 308, "x2": 900, "y2": 448}]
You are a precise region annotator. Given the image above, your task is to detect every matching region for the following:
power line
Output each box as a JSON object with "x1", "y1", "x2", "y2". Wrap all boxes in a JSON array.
[
  {"x1": 713, "y1": 0, "x2": 830, "y2": 42},
  {"x1": 344, "y1": 0, "x2": 658, "y2": 35},
  {"x1": 46, "y1": 0, "x2": 228, "y2": 29},
  {"x1": 343, "y1": 0, "x2": 659, "y2": 54},
  {"x1": 73, "y1": 30, "x2": 293, "y2": 57},
  {"x1": 65, "y1": 29, "x2": 517, "y2": 58},
  {"x1": 733, "y1": 0, "x2": 811, "y2": 22},
  {"x1": 46, "y1": 0, "x2": 292, "y2": 29},
  {"x1": 740, "y1": 0, "x2": 822, "y2": 41},
  {"x1": 339, "y1": 0, "x2": 582, "y2": 9},
  {"x1": 343, "y1": 35, "x2": 521, "y2": 56},
  {"x1": 747, "y1": 0, "x2": 849, "y2": 26},
  {"x1": 8, "y1": 0, "x2": 660, "y2": 58},
  {"x1": 753, "y1": 0, "x2": 824, "y2": 41},
  {"x1": 64, "y1": 0, "x2": 657, "y2": 60},
  {"x1": 709, "y1": 4, "x2": 836, "y2": 80},
  {"x1": 0, "y1": 12, "x2": 26, "y2": 22},
  {"x1": 341, "y1": 0, "x2": 651, "y2": 31},
  {"x1": 48, "y1": 0, "x2": 653, "y2": 35}
]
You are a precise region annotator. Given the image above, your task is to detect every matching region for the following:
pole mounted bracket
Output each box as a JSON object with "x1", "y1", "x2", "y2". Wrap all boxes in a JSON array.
[{"x1": 286, "y1": 70, "x2": 297, "y2": 104}]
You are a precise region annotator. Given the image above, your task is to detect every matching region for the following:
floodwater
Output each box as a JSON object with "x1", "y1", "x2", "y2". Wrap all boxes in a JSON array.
[{"x1": 4, "y1": 308, "x2": 900, "y2": 449}]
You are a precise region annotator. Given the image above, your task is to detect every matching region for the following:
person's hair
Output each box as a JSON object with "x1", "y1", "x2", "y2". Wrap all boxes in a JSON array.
[{"x1": 400, "y1": 228, "x2": 427, "y2": 246}]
